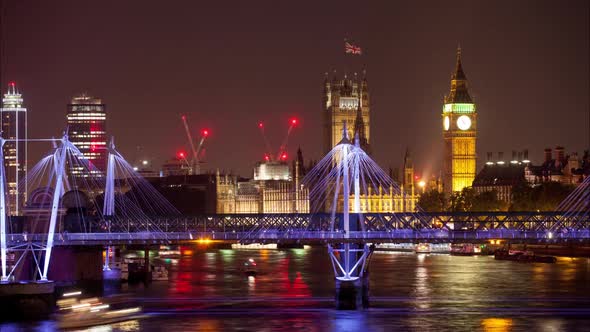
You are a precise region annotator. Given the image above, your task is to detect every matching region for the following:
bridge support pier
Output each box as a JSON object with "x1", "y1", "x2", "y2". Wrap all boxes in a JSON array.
[
  {"x1": 103, "y1": 246, "x2": 112, "y2": 271},
  {"x1": 335, "y1": 275, "x2": 369, "y2": 310},
  {"x1": 328, "y1": 242, "x2": 374, "y2": 310},
  {"x1": 143, "y1": 248, "x2": 151, "y2": 283},
  {"x1": 48, "y1": 246, "x2": 104, "y2": 292}
]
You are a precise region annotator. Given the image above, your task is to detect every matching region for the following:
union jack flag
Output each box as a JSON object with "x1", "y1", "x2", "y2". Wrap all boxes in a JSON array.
[{"x1": 345, "y1": 41, "x2": 362, "y2": 55}]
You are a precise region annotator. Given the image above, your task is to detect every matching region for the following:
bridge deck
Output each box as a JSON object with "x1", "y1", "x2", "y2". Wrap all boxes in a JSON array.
[
  {"x1": 6, "y1": 212, "x2": 589, "y2": 246},
  {"x1": 6, "y1": 229, "x2": 590, "y2": 246}
]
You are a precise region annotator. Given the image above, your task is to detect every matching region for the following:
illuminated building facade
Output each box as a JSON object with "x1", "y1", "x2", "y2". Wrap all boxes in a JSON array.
[
  {"x1": 525, "y1": 147, "x2": 589, "y2": 185},
  {"x1": 253, "y1": 161, "x2": 290, "y2": 181},
  {"x1": 473, "y1": 152, "x2": 527, "y2": 203},
  {"x1": 324, "y1": 72, "x2": 370, "y2": 153},
  {"x1": 216, "y1": 151, "x2": 310, "y2": 214},
  {"x1": 334, "y1": 150, "x2": 418, "y2": 213},
  {"x1": 321, "y1": 72, "x2": 414, "y2": 212},
  {"x1": 442, "y1": 47, "x2": 477, "y2": 193},
  {"x1": 67, "y1": 94, "x2": 107, "y2": 177},
  {"x1": 336, "y1": 187, "x2": 417, "y2": 213},
  {"x1": 1, "y1": 82, "x2": 27, "y2": 215},
  {"x1": 401, "y1": 149, "x2": 417, "y2": 211}
]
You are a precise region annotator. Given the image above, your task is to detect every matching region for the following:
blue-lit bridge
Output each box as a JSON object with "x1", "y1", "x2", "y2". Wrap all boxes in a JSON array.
[
  {"x1": 5, "y1": 212, "x2": 590, "y2": 246},
  {"x1": 1, "y1": 131, "x2": 589, "y2": 311}
]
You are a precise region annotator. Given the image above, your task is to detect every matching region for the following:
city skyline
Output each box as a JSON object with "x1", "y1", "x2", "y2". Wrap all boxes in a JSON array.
[
  {"x1": 0, "y1": 1, "x2": 589, "y2": 327},
  {"x1": 0, "y1": 0, "x2": 588, "y2": 178}
]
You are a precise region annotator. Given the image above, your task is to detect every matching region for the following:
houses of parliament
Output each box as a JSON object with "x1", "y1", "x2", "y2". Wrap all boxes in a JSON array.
[{"x1": 215, "y1": 71, "x2": 418, "y2": 214}]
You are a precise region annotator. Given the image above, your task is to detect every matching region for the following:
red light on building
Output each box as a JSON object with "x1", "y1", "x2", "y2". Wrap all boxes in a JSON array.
[
  {"x1": 258, "y1": 122, "x2": 264, "y2": 129},
  {"x1": 290, "y1": 118, "x2": 298, "y2": 126},
  {"x1": 9, "y1": 81, "x2": 15, "y2": 87},
  {"x1": 280, "y1": 153, "x2": 288, "y2": 160},
  {"x1": 264, "y1": 154, "x2": 270, "y2": 161},
  {"x1": 178, "y1": 151, "x2": 186, "y2": 159},
  {"x1": 202, "y1": 129, "x2": 209, "y2": 137},
  {"x1": 181, "y1": 115, "x2": 186, "y2": 120}
]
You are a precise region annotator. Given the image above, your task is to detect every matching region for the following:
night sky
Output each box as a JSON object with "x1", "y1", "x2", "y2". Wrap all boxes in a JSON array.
[{"x1": 1, "y1": 0, "x2": 588, "y2": 179}]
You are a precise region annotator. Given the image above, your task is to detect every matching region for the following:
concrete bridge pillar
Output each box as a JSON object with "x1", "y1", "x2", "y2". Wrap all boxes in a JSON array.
[
  {"x1": 335, "y1": 271, "x2": 370, "y2": 310},
  {"x1": 144, "y1": 247, "x2": 151, "y2": 282},
  {"x1": 48, "y1": 246, "x2": 103, "y2": 290}
]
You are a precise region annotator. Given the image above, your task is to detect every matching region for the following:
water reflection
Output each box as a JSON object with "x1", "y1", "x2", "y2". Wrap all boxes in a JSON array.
[
  {"x1": 481, "y1": 317, "x2": 513, "y2": 332},
  {"x1": 535, "y1": 319, "x2": 564, "y2": 332},
  {"x1": 205, "y1": 251, "x2": 217, "y2": 264},
  {"x1": 276, "y1": 256, "x2": 311, "y2": 298},
  {"x1": 332, "y1": 311, "x2": 367, "y2": 332},
  {"x1": 172, "y1": 271, "x2": 193, "y2": 295},
  {"x1": 2, "y1": 248, "x2": 590, "y2": 331},
  {"x1": 219, "y1": 249, "x2": 234, "y2": 264},
  {"x1": 414, "y1": 265, "x2": 430, "y2": 310},
  {"x1": 248, "y1": 275, "x2": 256, "y2": 292},
  {"x1": 165, "y1": 246, "x2": 315, "y2": 299}
]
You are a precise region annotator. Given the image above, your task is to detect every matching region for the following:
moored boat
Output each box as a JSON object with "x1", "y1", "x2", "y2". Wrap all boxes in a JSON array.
[
  {"x1": 494, "y1": 250, "x2": 556, "y2": 263},
  {"x1": 450, "y1": 243, "x2": 482, "y2": 256},
  {"x1": 157, "y1": 245, "x2": 181, "y2": 259},
  {"x1": 415, "y1": 243, "x2": 432, "y2": 254},
  {"x1": 151, "y1": 265, "x2": 169, "y2": 281}
]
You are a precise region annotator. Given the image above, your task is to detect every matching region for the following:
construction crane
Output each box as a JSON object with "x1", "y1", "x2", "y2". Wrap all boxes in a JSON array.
[
  {"x1": 257, "y1": 117, "x2": 299, "y2": 162},
  {"x1": 181, "y1": 115, "x2": 209, "y2": 175}
]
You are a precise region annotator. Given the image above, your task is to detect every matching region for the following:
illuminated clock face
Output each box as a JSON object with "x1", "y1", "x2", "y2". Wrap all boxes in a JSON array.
[
  {"x1": 457, "y1": 115, "x2": 472, "y2": 130},
  {"x1": 443, "y1": 116, "x2": 450, "y2": 131}
]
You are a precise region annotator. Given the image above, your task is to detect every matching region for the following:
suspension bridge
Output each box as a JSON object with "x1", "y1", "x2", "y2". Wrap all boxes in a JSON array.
[
  {"x1": 3, "y1": 212, "x2": 587, "y2": 247},
  {"x1": 0, "y1": 125, "x2": 589, "y2": 309}
]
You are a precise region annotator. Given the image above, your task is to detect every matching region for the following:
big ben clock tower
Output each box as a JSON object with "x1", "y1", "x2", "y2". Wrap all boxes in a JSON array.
[{"x1": 442, "y1": 47, "x2": 477, "y2": 194}]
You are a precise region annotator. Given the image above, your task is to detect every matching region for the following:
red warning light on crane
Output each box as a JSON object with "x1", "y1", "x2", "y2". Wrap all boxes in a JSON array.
[
  {"x1": 264, "y1": 154, "x2": 270, "y2": 162},
  {"x1": 178, "y1": 151, "x2": 186, "y2": 159},
  {"x1": 202, "y1": 129, "x2": 209, "y2": 137},
  {"x1": 280, "y1": 153, "x2": 288, "y2": 160},
  {"x1": 258, "y1": 122, "x2": 264, "y2": 129},
  {"x1": 290, "y1": 118, "x2": 298, "y2": 126}
]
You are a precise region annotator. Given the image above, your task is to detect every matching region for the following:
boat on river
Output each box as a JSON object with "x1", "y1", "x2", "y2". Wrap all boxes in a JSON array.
[
  {"x1": 494, "y1": 250, "x2": 556, "y2": 263},
  {"x1": 415, "y1": 243, "x2": 432, "y2": 254},
  {"x1": 450, "y1": 243, "x2": 483, "y2": 256},
  {"x1": 151, "y1": 265, "x2": 169, "y2": 281},
  {"x1": 120, "y1": 258, "x2": 169, "y2": 282},
  {"x1": 56, "y1": 292, "x2": 144, "y2": 329},
  {"x1": 243, "y1": 258, "x2": 258, "y2": 276},
  {"x1": 157, "y1": 245, "x2": 181, "y2": 259}
]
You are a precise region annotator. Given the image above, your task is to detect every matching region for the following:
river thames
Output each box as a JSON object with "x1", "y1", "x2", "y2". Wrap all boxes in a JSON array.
[{"x1": 2, "y1": 247, "x2": 590, "y2": 331}]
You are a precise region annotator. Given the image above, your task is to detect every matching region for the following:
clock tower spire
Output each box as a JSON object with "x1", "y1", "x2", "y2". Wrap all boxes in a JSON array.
[{"x1": 442, "y1": 46, "x2": 477, "y2": 194}]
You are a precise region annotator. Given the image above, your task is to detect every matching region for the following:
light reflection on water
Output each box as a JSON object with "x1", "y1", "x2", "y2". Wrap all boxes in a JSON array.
[
  {"x1": 2, "y1": 248, "x2": 590, "y2": 331},
  {"x1": 481, "y1": 317, "x2": 513, "y2": 332}
]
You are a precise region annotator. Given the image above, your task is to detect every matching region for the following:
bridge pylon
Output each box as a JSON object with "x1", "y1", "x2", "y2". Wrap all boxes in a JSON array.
[
  {"x1": 327, "y1": 132, "x2": 374, "y2": 309},
  {"x1": 103, "y1": 138, "x2": 116, "y2": 271}
]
